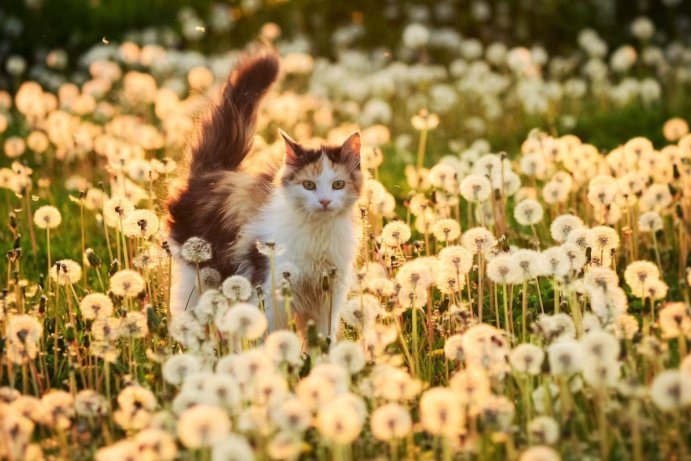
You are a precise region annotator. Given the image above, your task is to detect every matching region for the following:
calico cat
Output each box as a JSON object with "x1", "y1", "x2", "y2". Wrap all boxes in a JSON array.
[{"x1": 166, "y1": 52, "x2": 363, "y2": 337}]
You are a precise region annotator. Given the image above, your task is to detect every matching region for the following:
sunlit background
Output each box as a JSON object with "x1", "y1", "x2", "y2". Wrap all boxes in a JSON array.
[{"x1": 1, "y1": 1, "x2": 691, "y2": 461}]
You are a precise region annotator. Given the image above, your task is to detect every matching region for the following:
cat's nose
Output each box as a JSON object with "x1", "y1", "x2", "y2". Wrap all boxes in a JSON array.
[{"x1": 319, "y1": 199, "x2": 332, "y2": 209}]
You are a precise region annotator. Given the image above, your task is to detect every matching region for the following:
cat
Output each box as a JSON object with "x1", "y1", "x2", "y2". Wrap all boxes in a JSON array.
[{"x1": 166, "y1": 52, "x2": 363, "y2": 338}]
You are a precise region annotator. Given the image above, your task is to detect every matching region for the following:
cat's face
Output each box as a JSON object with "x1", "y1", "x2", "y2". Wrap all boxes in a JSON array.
[{"x1": 279, "y1": 130, "x2": 363, "y2": 216}]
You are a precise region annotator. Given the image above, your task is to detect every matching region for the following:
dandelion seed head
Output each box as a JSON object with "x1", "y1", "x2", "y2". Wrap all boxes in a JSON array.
[
  {"x1": 221, "y1": 275, "x2": 253, "y2": 302},
  {"x1": 162, "y1": 353, "x2": 203, "y2": 387},
  {"x1": 75, "y1": 390, "x2": 108, "y2": 418},
  {"x1": 547, "y1": 339, "x2": 583, "y2": 376},
  {"x1": 316, "y1": 397, "x2": 365, "y2": 444},
  {"x1": 419, "y1": 387, "x2": 464, "y2": 436},
  {"x1": 272, "y1": 397, "x2": 311, "y2": 433},
  {"x1": 103, "y1": 195, "x2": 134, "y2": 227},
  {"x1": 122, "y1": 209, "x2": 159, "y2": 237},
  {"x1": 624, "y1": 260, "x2": 660, "y2": 294},
  {"x1": 659, "y1": 302, "x2": 691, "y2": 339},
  {"x1": 33, "y1": 205, "x2": 62, "y2": 229},
  {"x1": 211, "y1": 434, "x2": 254, "y2": 461},
  {"x1": 638, "y1": 211, "x2": 663, "y2": 233},
  {"x1": 181, "y1": 237, "x2": 213, "y2": 263},
  {"x1": 265, "y1": 330, "x2": 302, "y2": 365},
  {"x1": 460, "y1": 174, "x2": 492, "y2": 202},
  {"x1": 177, "y1": 405, "x2": 231, "y2": 449},
  {"x1": 514, "y1": 199, "x2": 544, "y2": 226},
  {"x1": 79, "y1": 292, "x2": 114, "y2": 320},
  {"x1": 509, "y1": 343, "x2": 545, "y2": 375},
  {"x1": 461, "y1": 226, "x2": 497, "y2": 255},
  {"x1": 370, "y1": 403, "x2": 412, "y2": 441},
  {"x1": 216, "y1": 303, "x2": 267, "y2": 340},
  {"x1": 487, "y1": 253, "x2": 521, "y2": 284},
  {"x1": 330, "y1": 340, "x2": 366, "y2": 374},
  {"x1": 432, "y1": 218, "x2": 461, "y2": 242},
  {"x1": 611, "y1": 314, "x2": 639, "y2": 339},
  {"x1": 439, "y1": 245, "x2": 473, "y2": 274},
  {"x1": 650, "y1": 370, "x2": 690, "y2": 411},
  {"x1": 109, "y1": 269, "x2": 146, "y2": 298},
  {"x1": 381, "y1": 221, "x2": 412, "y2": 246},
  {"x1": 550, "y1": 214, "x2": 584, "y2": 242},
  {"x1": 256, "y1": 241, "x2": 286, "y2": 257},
  {"x1": 118, "y1": 311, "x2": 148, "y2": 338}
]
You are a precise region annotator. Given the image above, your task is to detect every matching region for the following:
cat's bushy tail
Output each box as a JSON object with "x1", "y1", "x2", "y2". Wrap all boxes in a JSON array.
[{"x1": 190, "y1": 52, "x2": 280, "y2": 174}]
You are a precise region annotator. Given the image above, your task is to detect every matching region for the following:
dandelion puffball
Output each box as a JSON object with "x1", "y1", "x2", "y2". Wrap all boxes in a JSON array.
[
  {"x1": 460, "y1": 174, "x2": 492, "y2": 202},
  {"x1": 34, "y1": 205, "x2": 62, "y2": 229},
  {"x1": 514, "y1": 199, "x2": 544, "y2": 225},
  {"x1": 181, "y1": 236, "x2": 213, "y2": 263},
  {"x1": 177, "y1": 405, "x2": 231, "y2": 449},
  {"x1": 109, "y1": 269, "x2": 146, "y2": 298}
]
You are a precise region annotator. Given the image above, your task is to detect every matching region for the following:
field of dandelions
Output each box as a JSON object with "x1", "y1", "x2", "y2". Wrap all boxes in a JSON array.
[{"x1": 2, "y1": 6, "x2": 691, "y2": 461}]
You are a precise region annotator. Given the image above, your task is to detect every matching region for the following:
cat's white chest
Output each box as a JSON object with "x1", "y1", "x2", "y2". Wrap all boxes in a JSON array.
[{"x1": 254, "y1": 192, "x2": 355, "y2": 281}]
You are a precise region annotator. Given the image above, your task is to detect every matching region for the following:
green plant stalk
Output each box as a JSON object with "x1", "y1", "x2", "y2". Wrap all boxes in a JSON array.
[
  {"x1": 412, "y1": 302, "x2": 420, "y2": 378},
  {"x1": 46, "y1": 228, "x2": 52, "y2": 292},
  {"x1": 522, "y1": 280, "x2": 528, "y2": 341},
  {"x1": 651, "y1": 231, "x2": 662, "y2": 270},
  {"x1": 534, "y1": 277, "x2": 545, "y2": 314},
  {"x1": 80, "y1": 200, "x2": 86, "y2": 289},
  {"x1": 396, "y1": 317, "x2": 415, "y2": 375},
  {"x1": 478, "y1": 254, "x2": 484, "y2": 321},
  {"x1": 553, "y1": 277, "x2": 560, "y2": 314},
  {"x1": 503, "y1": 283, "x2": 510, "y2": 336},
  {"x1": 416, "y1": 128, "x2": 428, "y2": 169},
  {"x1": 678, "y1": 334, "x2": 688, "y2": 364},
  {"x1": 24, "y1": 192, "x2": 38, "y2": 254},
  {"x1": 630, "y1": 400, "x2": 643, "y2": 461},
  {"x1": 389, "y1": 440, "x2": 399, "y2": 461},
  {"x1": 597, "y1": 388, "x2": 609, "y2": 460},
  {"x1": 570, "y1": 291, "x2": 583, "y2": 337},
  {"x1": 442, "y1": 436, "x2": 452, "y2": 461}
]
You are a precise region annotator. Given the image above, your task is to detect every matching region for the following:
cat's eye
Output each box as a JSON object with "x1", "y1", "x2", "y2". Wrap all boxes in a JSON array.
[
  {"x1": 302, "y1": 180, "x2": 316, "y2": 190},
  {"x1": 332, "y1": 180, "x2": 346, "y2": 190}
]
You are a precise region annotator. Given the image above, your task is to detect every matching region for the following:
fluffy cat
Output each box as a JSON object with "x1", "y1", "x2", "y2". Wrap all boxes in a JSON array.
[{"x1": 166, "y1": 52, "x2": 363, "y2": 337}]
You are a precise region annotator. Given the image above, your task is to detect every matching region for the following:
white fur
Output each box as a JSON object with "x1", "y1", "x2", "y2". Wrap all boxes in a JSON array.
[
  {"x1": 169, "y1": 245, "x2": 200, "y2": 316},
  {"x1": 241, "y1": 187, "x2": 356, "y2": 335}
]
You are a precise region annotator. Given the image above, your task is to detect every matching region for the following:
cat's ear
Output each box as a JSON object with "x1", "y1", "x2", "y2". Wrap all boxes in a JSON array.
[
  {"x1": 340, "y1": 131, "x2": 361, "y2": 158},
  {"x1": 279, "y1": 129, "x2": 301, "y2": 165}
]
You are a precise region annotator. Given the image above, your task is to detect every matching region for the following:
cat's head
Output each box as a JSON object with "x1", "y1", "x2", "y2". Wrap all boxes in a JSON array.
[{"x1": 279, "y1": 130, "x2": 363, "y2": 216}]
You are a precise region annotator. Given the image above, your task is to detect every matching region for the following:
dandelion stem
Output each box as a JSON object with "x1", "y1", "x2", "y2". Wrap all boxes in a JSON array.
[
  {"x1": 631, "y1": 400, "x2": 643, "y2": 461},
  {"x1": 596, "y1": 388, "x2": 609, "y2": 460},
  {"x1": 395, "y1": 317, "x2": 415, "y2": 375},
  {"x1": 24, "y1": 192, "x2": 38, "y2": 254},
  {"x1": 46, "y1": 228, "x2": 52, "y2": 291},
  {"x1": 522, "y1": 280, "x2": 528, "y2": 340},
  {"x1": 411, "y1": 302, "x2": 420, "y2": 377},
  {"x1": 442, "y1": 436, "x2": 452, "y2": 461},
  {"x1": 478, "y1": 254, "x2": 484, "y2": 321},
  {"x1": 651, "y1": 231, "x2": 662, "y2": 270},
  {"x1": 502, "y1": 283, "x2": 511, "y2": 336},
  {"x1": 80, "y1": 200, "x2": 86, "y2": 289},
  {"x1": 534, "y1": 277, "x2": 544, "y2": 314},
  {"x1": 416, "y1": 128, "x2": 428, "y2": 169},
  {"x1": 389, "y1": 440, "x2": 399, "y2": 461}
]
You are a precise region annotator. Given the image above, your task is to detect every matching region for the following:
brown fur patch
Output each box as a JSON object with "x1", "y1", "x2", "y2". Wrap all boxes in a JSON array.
[{"x1": 167, "y1": 167, "x2": 275, "y2": 278}]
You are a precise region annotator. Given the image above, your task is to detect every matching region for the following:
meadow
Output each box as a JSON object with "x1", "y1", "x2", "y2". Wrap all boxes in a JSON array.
[{"x1": 1, "y1": 4, "x2": 691, "y2": 461}]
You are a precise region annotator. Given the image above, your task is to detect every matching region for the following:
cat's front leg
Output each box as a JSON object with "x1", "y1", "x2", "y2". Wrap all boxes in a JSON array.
[
  {"x1": 328, "y1": 277, "x2": 349, "y2": 340},
  {"x1": 259, "y1": 276, "x2": 283, "y2": 332}
]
